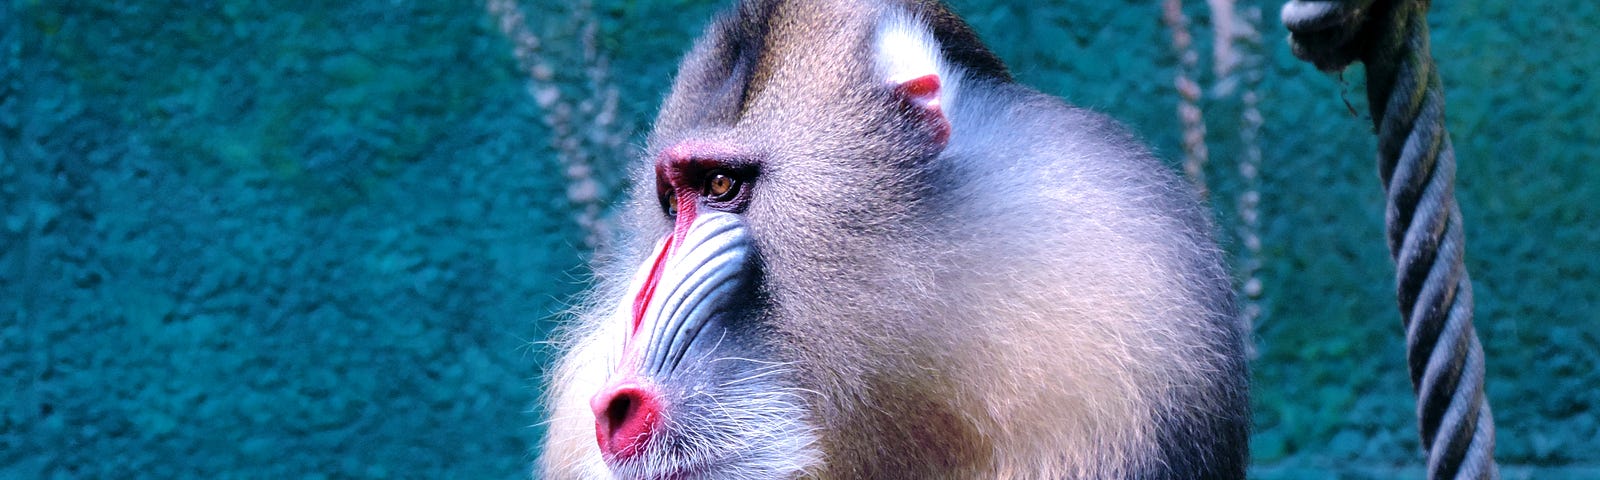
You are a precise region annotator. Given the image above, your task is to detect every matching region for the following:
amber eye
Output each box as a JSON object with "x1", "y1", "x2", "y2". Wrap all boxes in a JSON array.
[
  {"x1": 705, "y1": 171, "x2": 739, "y2": 201},
  {"x1": 664, "y1": 192, "x2": 679, "y2": 217}
]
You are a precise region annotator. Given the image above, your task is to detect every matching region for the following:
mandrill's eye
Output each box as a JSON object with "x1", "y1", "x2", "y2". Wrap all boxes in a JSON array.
[
  {"x1": 705, "y1": 171, "x2": 740, "y2": 202},
  {"x1": 662, "y1": 191, "x2": 679, "y2": 218}
]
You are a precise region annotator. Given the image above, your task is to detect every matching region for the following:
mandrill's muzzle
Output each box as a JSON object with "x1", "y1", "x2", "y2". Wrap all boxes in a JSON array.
[{"x1": 590, "y1": 212, "x2": 760, "y2": 461}]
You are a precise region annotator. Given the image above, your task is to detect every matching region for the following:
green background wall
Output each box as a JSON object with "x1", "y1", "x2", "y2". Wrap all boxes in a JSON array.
[{"x1": 2, "y1": 0, "x2": 1595, "y2": 478}]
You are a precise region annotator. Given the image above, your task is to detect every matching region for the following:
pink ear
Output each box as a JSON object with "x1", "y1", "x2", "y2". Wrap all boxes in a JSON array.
[
  {"x1": 896, "y1": 74, "x2": 942, "y2": 108},
  {"x1": 892, "y1": 74, "x2": 950, "y2": 146}
]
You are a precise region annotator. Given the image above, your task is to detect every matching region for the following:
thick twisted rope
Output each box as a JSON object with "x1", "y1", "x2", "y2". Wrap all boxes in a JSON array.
[{"x1": 1281, "y1": 1, "x2": 1499, "y2": 479}]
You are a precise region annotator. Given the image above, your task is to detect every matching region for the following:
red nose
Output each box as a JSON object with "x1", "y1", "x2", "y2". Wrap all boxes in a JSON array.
[{"x1": 591, "y1": 384, "x2": 663, "y2": 459}]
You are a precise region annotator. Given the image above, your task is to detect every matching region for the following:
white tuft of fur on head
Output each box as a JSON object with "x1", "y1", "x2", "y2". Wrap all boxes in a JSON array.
[{"x1": 873, "y1": 12, "x2": 961, "y2": 115}]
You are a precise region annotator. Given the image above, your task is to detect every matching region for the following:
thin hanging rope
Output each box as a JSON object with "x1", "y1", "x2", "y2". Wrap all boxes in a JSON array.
[
  {"x1": 489, "y1": 0, "x2": 626, "y2": 252},
  {"x1": 1281, "y1": 1, "x2": 1499, "y2": 478},
  {"x1": 1161, "y1": 0, "x2": 1210, "y2": 199},
  {"x1": 1207, "y1": 0, "x2": 1266, "y2": 357}
]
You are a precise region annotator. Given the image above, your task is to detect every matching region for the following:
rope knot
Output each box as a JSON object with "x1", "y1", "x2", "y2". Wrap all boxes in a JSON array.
[{"x1": 1281, "y1": 0, "x2": 1378, "y2": 71}]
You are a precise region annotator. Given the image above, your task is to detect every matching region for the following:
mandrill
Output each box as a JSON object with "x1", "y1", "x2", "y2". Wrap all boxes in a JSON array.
[{"x1": 538, "y1": 0, "x2": 1249, "y2": 478}]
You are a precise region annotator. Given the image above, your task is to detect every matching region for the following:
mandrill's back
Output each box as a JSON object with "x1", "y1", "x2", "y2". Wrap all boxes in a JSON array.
[{"x1": 907, "y1": 78, "x2": 1251, "y2": 478}]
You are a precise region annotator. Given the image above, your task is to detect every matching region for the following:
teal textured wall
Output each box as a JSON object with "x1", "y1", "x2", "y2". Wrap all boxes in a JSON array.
[{"x1": 2, "y1": 1, "x2": 1595, "y2": 478}]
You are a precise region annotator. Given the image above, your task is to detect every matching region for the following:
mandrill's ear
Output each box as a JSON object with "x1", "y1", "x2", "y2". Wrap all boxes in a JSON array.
[{"x1": 874, "y1": 13, "x2": 956, "y2": 148}]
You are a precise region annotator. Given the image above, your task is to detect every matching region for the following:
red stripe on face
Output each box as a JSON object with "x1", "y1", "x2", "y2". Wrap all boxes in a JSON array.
[
  {"x1": 671, "y1": 189, "x2": 699, "y2": 247},
  {"x1": 630, "y1": 191, "x2": 699, "y2": 335},
  {"x1": 630, "y1": 236, "x2": 673, "y2": 334}
]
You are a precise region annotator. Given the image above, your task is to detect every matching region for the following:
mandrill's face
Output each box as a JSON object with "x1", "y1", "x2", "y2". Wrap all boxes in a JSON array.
[{"x1": 589, "y1": 150, "x2": 821, "y2": 478}]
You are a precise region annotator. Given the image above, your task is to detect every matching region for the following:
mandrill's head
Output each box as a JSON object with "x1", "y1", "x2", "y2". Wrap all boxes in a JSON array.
[{"x1": 567, "y1": 1, "x2": 1010, "y2": 477}]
